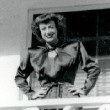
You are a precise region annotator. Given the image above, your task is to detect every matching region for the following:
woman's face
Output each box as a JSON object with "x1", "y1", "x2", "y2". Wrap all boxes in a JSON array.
[{"x1": 39, "y1": 20, "x2": 58, "y2": 44}]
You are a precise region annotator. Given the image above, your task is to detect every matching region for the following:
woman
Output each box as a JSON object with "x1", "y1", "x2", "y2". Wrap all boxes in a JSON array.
[{"x1": 15, "y1": 13, "x2": 100, "y2": 110}]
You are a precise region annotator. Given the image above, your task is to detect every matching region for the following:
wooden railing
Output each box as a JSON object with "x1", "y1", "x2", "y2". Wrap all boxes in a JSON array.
[{"x1": 0, "y1": 96, "x2": 110, "y2": 109}]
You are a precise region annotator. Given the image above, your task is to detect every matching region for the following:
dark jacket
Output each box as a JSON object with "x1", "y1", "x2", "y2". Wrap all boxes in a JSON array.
[{"x1": 15, "y1": 41, "x2": 100, "y2": 97}]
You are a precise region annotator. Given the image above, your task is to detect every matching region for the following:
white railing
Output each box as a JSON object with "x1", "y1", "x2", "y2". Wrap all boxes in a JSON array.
[{"x1": 0, "y1": 96, "x2": 110, "y2": 109}]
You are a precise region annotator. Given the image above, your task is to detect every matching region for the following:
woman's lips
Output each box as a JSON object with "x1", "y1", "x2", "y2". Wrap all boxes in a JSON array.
[{"x1": 46, "y1": 33, "x2": 54, "y2": 38}]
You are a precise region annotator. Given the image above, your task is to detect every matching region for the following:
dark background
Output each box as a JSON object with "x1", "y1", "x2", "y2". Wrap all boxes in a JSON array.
[{"x1": 32, "y1": 9, "x2": 110, "y2": 57}]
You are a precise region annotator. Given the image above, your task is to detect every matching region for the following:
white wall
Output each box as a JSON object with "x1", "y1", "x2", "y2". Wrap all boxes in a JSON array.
[{"x1": 0, "y1": 55, "x2": 20, "y2": 101}]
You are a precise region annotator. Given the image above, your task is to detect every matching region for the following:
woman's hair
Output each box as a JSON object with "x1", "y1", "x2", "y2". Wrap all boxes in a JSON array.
[{"x1": 31, "y1": 13, "x2": 67, "y2": 44}]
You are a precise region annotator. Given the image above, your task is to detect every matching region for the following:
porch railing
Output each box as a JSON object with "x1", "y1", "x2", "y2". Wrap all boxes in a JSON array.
[{"x1": 0, "y1": 96, "x2": 110, "y2": 109}]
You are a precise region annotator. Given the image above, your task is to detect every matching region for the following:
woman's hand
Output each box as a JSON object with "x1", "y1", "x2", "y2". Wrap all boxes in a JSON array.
[
  {"x1": 31, "y1": 87, "x2": 49, "y2": 99},
  {"x1": 68, "y1": 87, "x2": 85, "y2": 96}
]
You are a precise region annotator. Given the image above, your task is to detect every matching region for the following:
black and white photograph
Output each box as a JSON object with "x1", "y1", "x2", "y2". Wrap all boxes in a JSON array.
[{"x1": 0, "y1": 1, "x2": 110, "y2": 110}]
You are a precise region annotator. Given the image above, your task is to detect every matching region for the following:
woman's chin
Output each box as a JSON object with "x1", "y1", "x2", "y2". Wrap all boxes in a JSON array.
[{"x1": 46, "y1": 39, "x2": 56, "y2": 43}]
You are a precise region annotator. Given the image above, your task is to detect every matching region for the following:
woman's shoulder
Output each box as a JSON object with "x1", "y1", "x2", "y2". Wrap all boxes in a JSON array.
[
  {"x1": 61, "y1": 39, "x2": 80, "y2": 48},
  {"x1": 28, "y1": 46, "x2": 46, "y2": 50},
  {"x1": 28, "y1": 46, "x2": 47, "y2": 55}
]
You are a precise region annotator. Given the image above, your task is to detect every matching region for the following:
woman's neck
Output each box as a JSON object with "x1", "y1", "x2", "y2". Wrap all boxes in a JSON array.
[{"x1": 46, "y1": 39, "x2": 58, "y2": 49}]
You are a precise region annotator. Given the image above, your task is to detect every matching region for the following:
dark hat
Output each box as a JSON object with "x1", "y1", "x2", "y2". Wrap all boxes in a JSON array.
[{"x1": 35, "y1": 13, "x2": 64, "y2": 25}]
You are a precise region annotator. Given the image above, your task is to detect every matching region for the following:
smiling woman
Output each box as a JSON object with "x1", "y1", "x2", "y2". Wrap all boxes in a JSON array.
[
  {"x1": 39, "y1": 20, "x2": 58, "y2": 46},
  {"x1": 15, "y1": 13, "x2": 100, "y2": 110}
]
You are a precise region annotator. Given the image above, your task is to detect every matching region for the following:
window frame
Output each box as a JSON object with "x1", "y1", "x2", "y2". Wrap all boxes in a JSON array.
[{"x1": 26, "y1": 5, "x2": 110, "y2": 97}]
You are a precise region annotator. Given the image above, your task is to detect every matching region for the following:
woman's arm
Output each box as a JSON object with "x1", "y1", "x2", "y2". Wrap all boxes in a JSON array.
[
  {"x1": 79, "y1": 42, "x2": 101, "y2": 95},
  {"x1": 15, "y1": 50, "x2": 34, "y2": 95}
]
